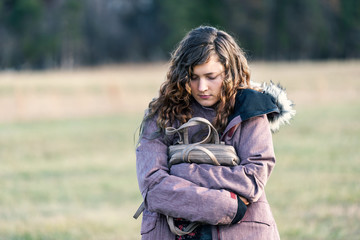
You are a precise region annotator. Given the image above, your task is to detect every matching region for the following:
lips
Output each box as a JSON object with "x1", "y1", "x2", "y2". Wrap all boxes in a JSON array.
[{"x1": 199, "y1": 95, "x2": 211, "y2": 99}]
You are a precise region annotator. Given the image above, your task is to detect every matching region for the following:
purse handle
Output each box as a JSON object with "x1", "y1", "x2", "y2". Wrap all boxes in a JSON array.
[
  {"x1": 166, "y1": 215, "x2": 200, "y2": 236},
  {"x1": 182, "y1": 144, "x2": 221, "y2": 166},
  {"x1": 165, "y1": 117, "x2": 220, "y2": 144}
]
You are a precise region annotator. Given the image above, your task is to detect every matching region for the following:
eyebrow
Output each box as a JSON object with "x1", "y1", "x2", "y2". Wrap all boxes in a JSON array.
[{"x1": 192, "y1": 71, "x2": 224, "y2": 77}]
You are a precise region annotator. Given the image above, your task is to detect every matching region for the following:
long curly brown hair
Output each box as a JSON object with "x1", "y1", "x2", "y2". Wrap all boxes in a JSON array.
[{"x1": 141, "y1": 26, "x2": 251, "y2": 136}]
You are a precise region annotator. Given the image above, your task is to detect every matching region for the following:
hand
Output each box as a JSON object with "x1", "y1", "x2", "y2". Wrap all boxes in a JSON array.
[{"x1": 239, "y1": 196, "x2": 249, "y2": 205}]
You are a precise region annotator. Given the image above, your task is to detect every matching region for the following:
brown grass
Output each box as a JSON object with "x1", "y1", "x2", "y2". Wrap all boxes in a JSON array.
[
  {"x1": 1, "y1": 60, "x2": 359, "y2": 123},
  {"x1": 0, "y1": 63, "x2": 168, "y2": 122}
]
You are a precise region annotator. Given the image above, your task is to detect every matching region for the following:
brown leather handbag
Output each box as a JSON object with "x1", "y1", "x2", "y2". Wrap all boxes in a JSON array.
[{"x1": 166, "y1": 117, "x2": 239, "y2": 167}]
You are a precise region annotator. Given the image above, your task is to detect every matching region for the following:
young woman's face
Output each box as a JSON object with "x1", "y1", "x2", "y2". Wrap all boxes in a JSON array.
[{"x1": 189, "y1": 54, "x2": 225, "y2": 107}]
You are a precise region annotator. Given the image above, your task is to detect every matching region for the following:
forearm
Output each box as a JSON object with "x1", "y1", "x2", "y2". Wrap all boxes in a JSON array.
[
  {"x1": 143, "y1": 168, "x2": 238, "y2": 225},
  {"x1": 170, "y1": 161, "x2": 271, "y2": 202}
]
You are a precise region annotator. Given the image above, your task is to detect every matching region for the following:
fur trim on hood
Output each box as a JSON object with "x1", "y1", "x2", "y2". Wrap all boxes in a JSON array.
[{"x1": 252, "y1": 81, "x2": 296, "y2": 132}]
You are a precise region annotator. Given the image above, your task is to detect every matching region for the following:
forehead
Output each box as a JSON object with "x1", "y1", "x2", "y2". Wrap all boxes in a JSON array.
[{"x1": 192, "y1": 54, "x2": 224, "y2": 75}]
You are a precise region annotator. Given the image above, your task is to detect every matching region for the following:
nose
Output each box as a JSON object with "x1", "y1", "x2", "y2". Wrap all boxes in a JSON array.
[{"x1": 198, "y1": 78, "x2": 208, "y2": 92}]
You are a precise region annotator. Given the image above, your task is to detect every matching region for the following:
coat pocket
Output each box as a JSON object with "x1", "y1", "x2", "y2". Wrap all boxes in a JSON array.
[
  {"x1": 141, "y1": 210, "x2": 158, "y2": 235},
  {"x1": 239, "y1": 201, "x2": 275, "y2": 226},
  {"x1": 220, "y1": 201, "x2": 280, "y2": 240}
]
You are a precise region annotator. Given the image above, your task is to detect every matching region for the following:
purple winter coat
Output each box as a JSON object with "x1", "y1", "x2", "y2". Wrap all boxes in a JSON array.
[{"x1": 136, "y1": 90, "x2": 281, "y2": 239}]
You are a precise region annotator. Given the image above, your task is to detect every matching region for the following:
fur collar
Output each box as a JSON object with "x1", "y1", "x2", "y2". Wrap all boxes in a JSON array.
[{"x1": 251, "y1": 81, "x2": 296, "y2": 132}]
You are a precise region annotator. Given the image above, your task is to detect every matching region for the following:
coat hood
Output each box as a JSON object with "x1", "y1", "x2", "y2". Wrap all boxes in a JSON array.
[{"x1": 228, "y1": 81, "x2": 296, "y2": 133}]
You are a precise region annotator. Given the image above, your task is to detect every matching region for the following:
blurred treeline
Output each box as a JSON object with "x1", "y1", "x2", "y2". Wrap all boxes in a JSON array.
[{"x1": 0, "y1": 0, "x2": 359, "y2": 69}]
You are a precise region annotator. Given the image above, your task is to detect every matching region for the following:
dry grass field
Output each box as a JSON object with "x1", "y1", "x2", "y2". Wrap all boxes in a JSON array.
[{"x1": 0, "y1": 61, "x2": 359, "y2": 240}]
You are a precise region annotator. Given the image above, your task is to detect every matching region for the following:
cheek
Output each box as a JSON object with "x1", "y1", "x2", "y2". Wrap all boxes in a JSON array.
[{"x1": 215, "y1": 80, "x2": 223, "y2": 94}]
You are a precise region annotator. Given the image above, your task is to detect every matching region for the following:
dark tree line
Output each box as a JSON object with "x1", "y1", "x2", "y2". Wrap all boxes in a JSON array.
[{"x1": 0, "y1": 0, "x2": 359, "y2": 69}]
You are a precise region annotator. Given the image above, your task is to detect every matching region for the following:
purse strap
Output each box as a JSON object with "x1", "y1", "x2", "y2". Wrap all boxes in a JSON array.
[
  {"x1": 166, "y1": 216, "x2": 200, "y2": 236},
  {"x1": 182, "y1": 144, "x2": 221, "y2": 166},
  {"x1": 165, "y1": 117, "x2": 219, "y2": 144}
]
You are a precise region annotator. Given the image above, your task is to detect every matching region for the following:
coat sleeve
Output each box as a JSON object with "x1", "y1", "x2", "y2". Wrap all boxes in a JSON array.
[
  {"x1": 170, "y1": 114, "x2": 275, "y2": 203},
  {"x1": 136, "y1": 117, "x2": 238, "y2": 225}
]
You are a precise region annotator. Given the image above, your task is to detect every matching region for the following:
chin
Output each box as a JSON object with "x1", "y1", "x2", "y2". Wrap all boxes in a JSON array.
[{"x1": 197, "y1": 100, "x2": 217, "y2": 107}]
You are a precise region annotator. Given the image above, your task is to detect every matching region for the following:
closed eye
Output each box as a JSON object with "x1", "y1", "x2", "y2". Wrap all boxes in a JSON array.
[{"x1": 190, "y1": 72, "x2": 223, "y2": 81}]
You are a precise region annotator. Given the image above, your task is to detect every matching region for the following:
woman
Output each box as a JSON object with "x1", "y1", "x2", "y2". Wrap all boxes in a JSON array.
[{"x1": 135, "y1": 26, "x2": 294, "y2": 239}]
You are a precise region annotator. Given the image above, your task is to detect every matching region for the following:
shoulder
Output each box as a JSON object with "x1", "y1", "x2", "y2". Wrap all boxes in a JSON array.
[
  {"x1": 139, "y1": 112, "x2": 164, "y2": 141},
  {"x1": 140, "y1": 112, "x2": 178, "y2": 146},
  {"x1": 228, "y1": 89, "x2": 279, "y2": 123}
]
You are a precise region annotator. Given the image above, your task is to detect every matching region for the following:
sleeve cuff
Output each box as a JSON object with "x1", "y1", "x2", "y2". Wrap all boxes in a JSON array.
[{"x1": 231, "y1": 195, "x2": 247, "y2": 224}]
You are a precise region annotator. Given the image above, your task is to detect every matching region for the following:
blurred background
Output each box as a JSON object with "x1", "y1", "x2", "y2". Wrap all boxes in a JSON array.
[
  {"x1": 0, "y1": 0, "x2": 360, "y2": 69},
  {"x1": 0, "y1": 0, "x2": 359, "y2": 240}
]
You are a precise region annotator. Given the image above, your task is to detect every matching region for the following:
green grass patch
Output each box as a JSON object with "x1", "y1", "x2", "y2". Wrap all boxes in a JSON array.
[
  {"x1": 0, "y1": 114, "x2": 143, "y2": 240},
  {"x1": 268, "y1": 101, "x2": 360, "y2": 239},
  {"x1": 1, "y1": 102, "x2": 359, "y2": 239}
]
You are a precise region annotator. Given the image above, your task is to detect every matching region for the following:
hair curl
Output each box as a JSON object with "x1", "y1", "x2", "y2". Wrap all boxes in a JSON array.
[{"x1": 142, "y1": 26, "x2": 251, "y2": 136}]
